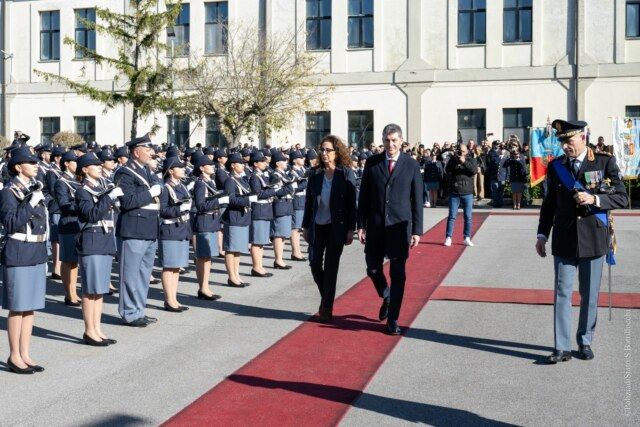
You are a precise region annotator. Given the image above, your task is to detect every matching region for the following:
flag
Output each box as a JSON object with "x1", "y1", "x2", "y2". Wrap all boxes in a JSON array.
[
  {"x1": 611, "y1": 117, "x2": 640, "y2": 178},
  {"x1": 529, "y1": 127, "x2": 563, "y2": 186}
]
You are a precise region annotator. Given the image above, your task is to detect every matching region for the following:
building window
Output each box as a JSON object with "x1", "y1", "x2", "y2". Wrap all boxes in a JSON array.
[
  {"x1": 504, "y1": 0, "x2": 532, "y2": 43},
  {"x1": 167, "y1": 115, "x2": 190, "y2": 148},
  {"x1": 75, "y1": 116, "x2": 96, "y2": 143},
  {"x1": 75, "y1": 8, "x2": 96, "y2": 58},
  {"x1": 458, "y1": 0, "x2": 486, "y2": 45},
  {"x1": 348, "y1": 111, "x2": 374, "y2": 149},
  {"x1": 627, "y1": 1, "x2": 640, "y2": 38},
  {"x1": 40, "y1": 11, "x2": 60, "y2": 60},
  {"x1": 503, "y1": 108, "x2": 532, "y2": 145},
  {"x1": 41, "y1": 117, "x2": 60, "y2": 144},
  {"x1": 306, "y1": 0, "x2": 331, "y2": 50},
  {"x1": 348, "y1": 0, "x2": 373, "y2": 49},
  {"x1": 168, "y1": 4, "x2": 190, "y2": 56},
  {"x1": 626, "y1": 105, "x2": 640, "y2": 117},
  {"x1": 457, "y1": 109, "x2": 486, "y2": 143},
  {"x1": 305, "y1": 111, "x2": 331, "y2": 148},
  {"x1": 205, "y1": 2, "x2": 228, "y2": 54},
  {"x1": 206, "y1": 115, "x2": 228, "y2": 147}
]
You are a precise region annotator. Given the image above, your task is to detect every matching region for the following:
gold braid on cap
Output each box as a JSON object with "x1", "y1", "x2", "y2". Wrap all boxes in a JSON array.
[{"x1": 559, "y1": 129, "x2": 583, "y2": 138}]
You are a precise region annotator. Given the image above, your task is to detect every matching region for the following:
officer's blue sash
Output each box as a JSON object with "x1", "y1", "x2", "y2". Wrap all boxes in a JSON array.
[{"x1": 552, "y1": 160, "x2": 615, "y2": 265}]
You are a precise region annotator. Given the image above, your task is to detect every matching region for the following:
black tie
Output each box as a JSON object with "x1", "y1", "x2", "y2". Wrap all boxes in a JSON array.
[{"x1": 571, "y1": 159, "x2": 579, "y2": 177}]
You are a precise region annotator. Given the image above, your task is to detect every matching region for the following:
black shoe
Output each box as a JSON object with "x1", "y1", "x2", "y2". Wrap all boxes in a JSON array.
[
  {"x1": 179, "y1": 306, "x2": 189, "y2": 312},
  {"x1": 164, "y1": 302, "x2": 183, "y2": 313},
  {"x1": 64, "y1": 297, "x2": 81, "y2": 307},
  {"x1": 227, "y1": 279, "x2": 248, "y2": 288},
  {"x1": 251, "y1": 269, "x2": 273, "y2": 278},
  {"x1": 50, "y1": 273, "x2": 62, "y2": 280},
  {"x1": 545, "y1": 350, "x2": 572, "y2": 364},
  {"x1": 291, "y1": 255, "x2": 307, "y2": 262},
  {"x1": 83, "y1": 333, "x2": 109, "y2": 347},
  {"x1": 103, "y1": 338, "x2": 117, "y2": 345},
  {"x1": 150, "y1": 277, "x2": 161, "y2": 285},
  {"x1": 385, "y1": 319, "x2": 402, "y2": 335},
  {"x1": 577, "y1": 345, "x2": 594, "y2": 360},
  {"x1": 197, "y1": 290, "x2": 222, "y2": 300},
  {"x1": 143, "y1": 315, "x2": 158, "y2": 324},
  {"x1": 318, "y1": 306, "x2": 333, "y2": 322},
  {"x1": 7, "y1": 358, "x2": 35, "y2": 374},
  {"x1": 273, "y1": 262, "x2": 292, "y2": 270},
  {"x1": 378, "y1": 298, "x2": 390, "y2": 321},
  {"x1": 123, "y1": 318, "x2": 148, "y2": 328},
  {"x1": 26, "y1": 364, "x2": 45, "y2": 372}
]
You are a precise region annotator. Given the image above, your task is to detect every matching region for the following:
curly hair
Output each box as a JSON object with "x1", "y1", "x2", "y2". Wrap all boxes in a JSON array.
[{"x1": 318, "y1": 135, "x2": 351, "y2": 168}]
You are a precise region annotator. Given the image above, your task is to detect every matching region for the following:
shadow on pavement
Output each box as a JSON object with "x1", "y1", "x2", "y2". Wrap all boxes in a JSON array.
[
  {"x1": 228, "y1": 374, "x2": 518, "y2": 426},
  {"x1": 78, "y1": 414, "x2": 152, "y2": 426}
]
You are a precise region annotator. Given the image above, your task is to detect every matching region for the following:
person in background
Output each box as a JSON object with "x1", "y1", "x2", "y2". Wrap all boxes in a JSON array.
[
  {"x1": 248, "y1": 151, "x2": 276, "y2": 278},
  {"x1": 46, "y1": 146, "x2": 65, "y2": 280},
  {"x1": 487, "y1": 141, "x2": 508, "y2": 208},
  {"x1": 288, "y1": 150, "x2": 308, "y2": 261},
  {"x1": 505, "y1": 146, "x2": 528, "y2": 210},
  {"x1": 444, "y1": 143, "x2": 478, "y2": 247},
  {"x1": 473, "y1": 144, "x2": 486, "y2": 200},
  {"x1": 270, "y1": 152, "x2": 295, "y2": 270},
  {"x1": 423, "y1": 149, "x2": 444, "y2": 208}
]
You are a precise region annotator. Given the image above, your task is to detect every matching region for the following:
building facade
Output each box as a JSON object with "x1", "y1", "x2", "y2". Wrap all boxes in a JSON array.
[{"x1": 2, "y1": 0, "x2": 640, "y2": 148}]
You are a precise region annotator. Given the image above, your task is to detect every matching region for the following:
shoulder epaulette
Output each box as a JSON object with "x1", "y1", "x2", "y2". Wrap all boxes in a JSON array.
[{"x1": 595, "y1": 151, "x2": 612, "y2": 157}]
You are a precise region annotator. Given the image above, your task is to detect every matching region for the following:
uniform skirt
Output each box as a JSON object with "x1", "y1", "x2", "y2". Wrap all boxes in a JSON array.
[
  {"x1": 160, "y1": 239, "x2": 190, "y2": 268},
  {"x1": 271, "y1": 215, "x2": 292, "y2": 239},
  {"x1": 59, "y1": 233, "x2": 78, "y2": 263},
  {"x1": 223, "y1": 224, "x2": 249, "y2": 254},
  {"x1": 49, "y1": 213, "x2": 61, "y2": 243},
  {"x1": 510, "y1": 181, "x2": 525, "y2": 193},
  {"x1": 2, "y1": 263, "x2": 47, "y2": 311},
  {"x1": 292, "y1": 210, "x2": 304, "y2": 230},
  {"x1": 195, "y1": 232, "x2": 220, "y2": 258},
  {"x1": 425, "y1": 182, "x2": 440, "y2": 191},
  {"x1": 80, "y1": 255, "x2": 112, "y2": 295},
  {"x1": 250, "y1": 220, "x2": 271, "y2": 246}
]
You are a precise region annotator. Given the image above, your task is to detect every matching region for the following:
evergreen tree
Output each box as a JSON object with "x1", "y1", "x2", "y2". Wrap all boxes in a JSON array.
[{"x1": 35, "y1": 0, "x2": 182, "y2": 140}]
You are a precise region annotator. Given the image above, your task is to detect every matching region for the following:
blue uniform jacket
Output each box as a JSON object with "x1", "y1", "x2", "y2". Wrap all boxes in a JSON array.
[
  {"x1": 114, "y1": 160, "x2": 159, "y2": 241},
  {"x1": 249, "y1": 171, "x2": 276, "y2": 221},
  {"x1": 215, "y1": 166, "x2": 230, "y2": 189},
  {"x1": 45, "y1": 166, "x2": 62, "y2": 213},
  {"x1": 159, "y1": 180, "x2": 192, "y2": 241},
  {"x1": 75, "y1": 181, "x2": 117, "y2": 256},
  {"x1": 55, "y1": 173, "x2": 82, "y2": 234},
  {"x1": 222, "y1": 174, "x2": 252, "y2": 227},
  {"x1": 290, "y1": 167, "x2": 308, "y2": 211},
  {"x1": 271, "y1": 170, "x2": 294, "y2": 217},
  {"x1": 193, "y1": 177, "x2": 222, "y2": 233},
  {"x1": 0, "y1": 178, "x2": 48, "y2": 267}
]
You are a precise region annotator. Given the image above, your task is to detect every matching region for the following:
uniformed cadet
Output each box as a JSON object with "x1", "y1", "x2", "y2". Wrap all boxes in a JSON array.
[
  {"x1": 46, "y1": 146, "x2": 65, "y2": 279},
  {"x1": 75, "y1": 153, "x2": 121, "y2": 346},
  {"x1": 536, "y1": 119, "x2": 628, "y2": 364},
  {"x1": 159, "y1": 157, "x2": 192, "y2": 312},
  {"x1": 270, "y1": 152, "x2": 295, "y2": 270},
  {"x1": 192, "y1": 154, "x2": 226, "y2": 300},
  {"x1": 288, "y1": 150, "x2": 308, "y2": 262},
  {"x1": 114, "y1": 133, "x2": 163, "y2": 327},
  {"x1": 114, "y1": 146, "x2": 129, "y2": 169},
  {"x1": 214, "y1": 149, "x2": 229, "y2": 189},
  {"x1": 305, "y1": 149, "x2": 319, "y2": 170},
  {"x1": 248, "y1": 150, "x2": 276, "y2": 278},
  {"x1": 55, "y1": 151, "x2": 82, "y2": 306},
  {"x1": 222, "y1": 153, "x2": 257, "y2": 288},
  {"x1": 0, "y1": 147, "x2": 49, "y2": 374}
]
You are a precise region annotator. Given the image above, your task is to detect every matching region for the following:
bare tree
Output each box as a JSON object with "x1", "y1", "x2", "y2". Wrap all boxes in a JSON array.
[{"x1": 177, "y1": 25, "x2": 331, "y2": 147}]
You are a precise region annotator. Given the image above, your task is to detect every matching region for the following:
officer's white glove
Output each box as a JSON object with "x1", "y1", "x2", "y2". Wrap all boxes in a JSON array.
[
  {"x1": 217, "y1": 196, "x2": 229, "y2": 205},
  {"x1": 108, "y1": 187, "x2": 124, "y2": 200},
  {"x1": 29, "y1": 190, "x2": 45, "y2": 207},
  {"x1": 187, "y1": 181, "x2": 195, "y2": 191},
  {"x1": 0, "y1": 182, "x2": 3, "y2": 190},
  {"x1": 180, "y1": 202, "x2": 192, "y2": 212},
  {"x1": 248, "y1": 195, "x2": 258, "y2": 203},
  {"x1": 291, "y1": 182, "x2": 298, "y2": 189},
  {"x1": 149, "y1": 184, "x2": 162, "y2": 197}
]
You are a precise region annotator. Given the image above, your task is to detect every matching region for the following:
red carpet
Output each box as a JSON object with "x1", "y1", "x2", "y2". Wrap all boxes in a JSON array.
[
  {"x1": 164, "y1": 213, "x2": 489, "y2": 426},
  {"x1": 432, "y1": 285, "x2": 640, "y2": 308},
  {"x1": 489, "y1": 211, "x2": 640, "y2": 217}
]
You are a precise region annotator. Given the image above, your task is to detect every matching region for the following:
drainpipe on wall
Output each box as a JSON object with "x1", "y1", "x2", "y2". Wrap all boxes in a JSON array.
[
  {"x1": 1, "y1": 0, "x2": 8, "y2": 138},
  {"x1": 574, "y1": 0, "x2": 580, "y2": 121}
]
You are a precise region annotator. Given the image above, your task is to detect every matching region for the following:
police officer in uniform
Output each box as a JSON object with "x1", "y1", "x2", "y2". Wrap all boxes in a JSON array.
[
  {"x1": 536, "y1": 119, "x2": 628, "y2": 363},
  {"x1": 0, "y1": 147, "x2": 48, "y2": 374},
  {"x1": 114, "y1": 134, "x2": 163, "y2": 327}
]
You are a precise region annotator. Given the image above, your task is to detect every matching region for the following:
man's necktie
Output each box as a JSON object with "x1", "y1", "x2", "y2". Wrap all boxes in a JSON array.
[
  {"x1": 388, "y1": 159, "x2": 395, "y2": 174},
  {"x1": 571, "y1": 159, "x2": 580, "y2": 177}
]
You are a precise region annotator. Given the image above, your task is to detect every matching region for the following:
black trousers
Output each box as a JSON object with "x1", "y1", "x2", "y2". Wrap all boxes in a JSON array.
[
  {"x1": 309, "y1": 224, "x2": 345, "y2": 310},
  {"x1": 366, "y1": 252, "x2": 407, "y2": 322}
]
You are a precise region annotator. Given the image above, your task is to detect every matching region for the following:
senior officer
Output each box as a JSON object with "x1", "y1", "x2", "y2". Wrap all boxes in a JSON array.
[
  {"x1": 357, "y1": 124, "x2": 423, "y2": 335},
  {"x1": 114, "y1": 134, "x2": 163, "y2": 327},
  {"x1": 536, "y1": 119, "x2": 628, "y2": 363}
]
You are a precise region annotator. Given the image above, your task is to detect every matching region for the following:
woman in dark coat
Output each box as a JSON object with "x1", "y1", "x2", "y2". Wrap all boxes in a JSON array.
[
  {"x1": 302, "y1": 135, "x2": 357, "y2": 322},
  {"x1": 504, "y1": 148, "x2": 528, "y2": 210}
]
